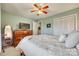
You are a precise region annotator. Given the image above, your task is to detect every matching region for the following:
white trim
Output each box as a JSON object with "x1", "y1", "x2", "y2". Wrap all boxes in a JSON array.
[
  {"x1": 0, "y1": 46, "x2": 1, "y2": 51},
  {"x1": 0, "y1": 33, "x2": 2, "y2": 53}
]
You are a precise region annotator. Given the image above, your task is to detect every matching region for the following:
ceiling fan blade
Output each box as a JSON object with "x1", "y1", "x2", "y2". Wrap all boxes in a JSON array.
[
  {"x1": 31, "y1": 10, "x2": 37, "y2": 12},
  {"x1": 42, "y1": 11, "x2": 48, "y2": 14},
  {"x1": 34, "y1": 4, "x2": 41, "y2": 9},
  {"x1": 42, "y1": 5, "x2": 49, "y2": 9}
]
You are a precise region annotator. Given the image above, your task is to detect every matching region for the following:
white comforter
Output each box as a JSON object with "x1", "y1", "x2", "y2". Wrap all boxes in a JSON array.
[{"x1": 16, "y1": 35, "x2": 79, "y2": 56}]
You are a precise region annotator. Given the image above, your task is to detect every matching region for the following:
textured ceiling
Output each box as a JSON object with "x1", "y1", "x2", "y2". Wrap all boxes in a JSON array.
[{"x1": 1, "y1": 3, "x2": 79, "y2": 20}]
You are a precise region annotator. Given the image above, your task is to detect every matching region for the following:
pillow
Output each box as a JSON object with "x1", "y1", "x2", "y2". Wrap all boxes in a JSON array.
[
  {"x1": 76, "y1": 44, "x2": 79, "y2": 49},
  {"x1": 65, "y1": 32, "x2": 79, "y2": 48},
  {"x1": 59, "y1": 34, "x2": 67, "y2": 43}
]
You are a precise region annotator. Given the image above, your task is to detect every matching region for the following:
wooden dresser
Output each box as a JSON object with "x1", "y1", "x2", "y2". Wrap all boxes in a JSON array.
[{"x1": 13, "y1": 30, "x2": 32, "y2": 47}]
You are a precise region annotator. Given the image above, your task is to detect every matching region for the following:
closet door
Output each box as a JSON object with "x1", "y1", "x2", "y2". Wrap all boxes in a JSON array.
[
  {"x1": 53, "y1": 14, "x2": 76, "y2": 35},
  {"x1": 53, "y1": 19, "x2": 64, "y2": 35},
  {"x1": 66, "y1": 16, "x2": 76, "y2": 33}
]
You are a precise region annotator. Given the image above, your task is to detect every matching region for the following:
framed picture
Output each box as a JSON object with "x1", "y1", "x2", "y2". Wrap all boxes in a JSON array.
[
  {"x1": 19, "y1": 23, "x2": 30, "y2": 29},
  {"x1": 47, "y1": 23, "x2": 51, "y2": 28}
]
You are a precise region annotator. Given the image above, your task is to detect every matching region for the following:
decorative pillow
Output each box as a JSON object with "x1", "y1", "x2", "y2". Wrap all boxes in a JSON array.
[
  {"x1": 65, "y1": 32, "x2": 79, "y2": 48},
  {"x1": 76, "y1": 44, "x2": 79, "y2": 49},
  {"x1": 59, "y1": 34, "x2": 67, "y2": 43}
]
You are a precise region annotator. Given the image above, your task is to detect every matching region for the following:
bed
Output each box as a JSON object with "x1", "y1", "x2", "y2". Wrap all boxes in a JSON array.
[{"x1": 16, "y1": 35, "x2": 79, "y2": 56}]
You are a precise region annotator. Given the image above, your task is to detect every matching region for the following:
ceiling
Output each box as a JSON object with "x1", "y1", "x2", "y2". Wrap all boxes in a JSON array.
[{"x1": 1, "y1": 3, "x2": 79, "y2": 20}]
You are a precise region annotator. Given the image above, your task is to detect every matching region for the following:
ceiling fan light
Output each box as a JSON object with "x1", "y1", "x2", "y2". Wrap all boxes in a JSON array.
[{"x1": 38, "y1": 10, "x2": 43, "y2": 14}]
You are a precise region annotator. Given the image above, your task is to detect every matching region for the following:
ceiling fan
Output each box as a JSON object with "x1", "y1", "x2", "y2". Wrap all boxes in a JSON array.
[{"x1": 31, "y1": 3, "x2": 49, "y2": 16}]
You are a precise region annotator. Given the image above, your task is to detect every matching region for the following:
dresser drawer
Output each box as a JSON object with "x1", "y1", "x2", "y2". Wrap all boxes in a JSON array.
[{"x1": 14, "y1": 30, "x2": 32, "y2": 47}]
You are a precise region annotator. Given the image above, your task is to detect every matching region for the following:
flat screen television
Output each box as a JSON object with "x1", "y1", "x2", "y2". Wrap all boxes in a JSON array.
[{"x1": 19, "y1": 23, "x2": 30, "y2": 30}]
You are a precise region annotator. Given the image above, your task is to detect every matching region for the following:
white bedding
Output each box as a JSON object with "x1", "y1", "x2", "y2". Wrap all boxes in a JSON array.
[{"x1": 16, "y1": 35, "x2": 79, "y2": 56}]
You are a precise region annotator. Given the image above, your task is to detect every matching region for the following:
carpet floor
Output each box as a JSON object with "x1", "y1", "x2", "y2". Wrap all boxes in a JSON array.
[{"x1": 0, "y1": 47, "x2": 21, "y2": 56}]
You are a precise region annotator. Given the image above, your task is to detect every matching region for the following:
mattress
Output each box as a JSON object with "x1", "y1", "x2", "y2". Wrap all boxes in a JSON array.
[{"x1": 16, "y1": 35, "x2": 79, "y2": 56}]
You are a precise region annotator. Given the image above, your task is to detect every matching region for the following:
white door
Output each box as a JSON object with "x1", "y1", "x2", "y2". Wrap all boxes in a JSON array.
[
  {"x1": 33, "y1": 21, "x2": 38, "y2": 35},
  {"x1": 53, "y1": 19, "x2": 63, "y2": 35}
]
